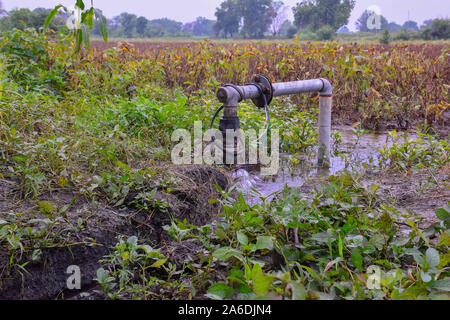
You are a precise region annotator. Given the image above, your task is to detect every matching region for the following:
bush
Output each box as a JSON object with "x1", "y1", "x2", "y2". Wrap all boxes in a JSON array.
[
  {"x1": 394, "y1": 28, "x2": 412, "y2": 41},
  {"x1": 316, "y1": 26, "x2": 335, "y2": 41},
  {"x1": 286, "y1": 26, "x2": 298, "y2": 39},
  {"x1": 0, "y1": 28, "x2": 69, "y2": 94},
  {"x1": 380, "y1": 29, "x2": 391, "y2": 44},
  {"x1": 430, "y1": 19, "x2": 450, "y2": 39}
]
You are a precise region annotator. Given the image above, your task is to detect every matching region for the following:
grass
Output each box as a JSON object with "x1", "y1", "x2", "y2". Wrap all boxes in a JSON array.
[{"x1": 0, "y1": 27, "x2": 448, "y2": 300}]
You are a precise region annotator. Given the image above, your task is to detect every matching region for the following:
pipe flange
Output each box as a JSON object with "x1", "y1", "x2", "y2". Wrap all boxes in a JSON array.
[{"x1": 251, "y1": 75, "x2": 273, "y2": 108}]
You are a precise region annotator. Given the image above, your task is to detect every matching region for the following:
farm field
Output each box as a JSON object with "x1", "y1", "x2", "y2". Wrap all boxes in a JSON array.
[{"x1": 0, "y1": 28, "x2": 449, "y2": 300}]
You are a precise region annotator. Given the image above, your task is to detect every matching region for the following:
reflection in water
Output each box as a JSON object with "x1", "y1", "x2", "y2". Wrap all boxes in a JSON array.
[{"x1": 231, "y1": 126, "x2": 414, "y2": 205}]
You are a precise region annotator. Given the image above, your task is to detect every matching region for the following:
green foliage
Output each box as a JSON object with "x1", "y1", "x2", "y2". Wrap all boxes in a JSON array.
[
  {"x1": 45, "y1": 0, "x2": 108, "y2": 53},
  {"x1": 0, "y1": 8, "x2": 65, "y2": 32},
  {"x1": 240, "y1": 0, "x2": 275, "y2": 38},
  {"x1": 96, "y1": 172, "x2": 449, "y2": 300},
  {"x1": 0, "y1": 28, "x2": 69, "y2": 94},
  {"x1": 95, "y1": 236, "x2": 169, "y2": 298},
  {"x1": 380, "y1": 29, "x2": 391, "y2": 44},
  {"x1": 293, "y1": 0, "x2": 355, "y2": 31},
  {"x1": 421, "y1": 19, "x2": 450, "y2": 40},
  {"x1": 215, "y1": 0, "x2": 276, "y2": 38},
  {"x1": 355, "y1": 9, "x2": 388, "y2": 33},
  {"x1": 377, "y1": 131, "x2": 449, "y2": 171},
  {"x1": 183, "y1": 17, "x2": 215, "y2": 37},
  {"x1": 316, "y1": 25, "x2": 335, "y2": 40},
  {"x1": 214, "y1": 0, "x2": 244, "y2": 38},
  {"x1": 402, "y1": 20, "x2": 419, "y2": 32}
]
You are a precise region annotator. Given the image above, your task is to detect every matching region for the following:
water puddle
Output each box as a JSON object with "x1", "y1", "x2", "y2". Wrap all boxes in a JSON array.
[{"x1": 231, "y1": 126, "x2": 415, "y2": 205}]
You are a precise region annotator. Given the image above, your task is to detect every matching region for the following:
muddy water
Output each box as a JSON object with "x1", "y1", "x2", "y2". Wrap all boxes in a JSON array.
[{"x1": 231, "y1": 126, "x2": 414, "y2": 205}]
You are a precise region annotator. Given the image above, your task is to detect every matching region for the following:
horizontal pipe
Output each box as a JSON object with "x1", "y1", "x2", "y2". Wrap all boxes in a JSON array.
[
  {"x1": 273, "y1": 79, "x2": 324, "y2": 97},
  {"x1": 217, "y1": 78, "x2": 333, "y2": 105},
  {"x1": 216, "y1": 78, "x2": 333, "y2": 167}
]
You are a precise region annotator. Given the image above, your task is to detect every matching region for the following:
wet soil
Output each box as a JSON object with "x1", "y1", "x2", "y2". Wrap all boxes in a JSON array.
[
  {"x1": 232, "y1": 126, "x2": 449, "y2": 223},
  {"x1": 0, "y1": 165, "x2": 230, "y2": 300}
]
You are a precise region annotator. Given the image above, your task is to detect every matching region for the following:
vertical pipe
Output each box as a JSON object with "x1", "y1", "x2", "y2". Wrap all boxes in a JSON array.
[{"x1": 318, "y1": 96, "x2": 332, "y2": 166}]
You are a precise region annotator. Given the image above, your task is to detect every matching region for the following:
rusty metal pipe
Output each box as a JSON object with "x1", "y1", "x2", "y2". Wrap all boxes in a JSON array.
[{"x1": 216, "y1": 78, "x2": 333, "y2": 166}]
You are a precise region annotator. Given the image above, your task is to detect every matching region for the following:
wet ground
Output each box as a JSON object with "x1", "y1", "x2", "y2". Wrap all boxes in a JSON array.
[{"x1": 231, "y1": 126, "x2": 449, "y2": 226}]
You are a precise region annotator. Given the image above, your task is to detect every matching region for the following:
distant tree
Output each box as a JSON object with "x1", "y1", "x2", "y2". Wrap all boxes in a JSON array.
[
  {"x1": 118, "y1": 13, "x2": 137, "y2": 38},
  {"x1": 316, "y1": 25, "x2": 335, "y2": 40},
  {"x1": 240, "y1": 0, "x2": 275, "y2": 38},
  {"x1": 286, "y1": 25, "x2": 298, "y2": 38},
  {"x1": 356, "y1": 9, "x2": 388, "y2": 32},
  {"x1": 429, "y1": 19, "x2": 450, "y2": 39},
  {"x1": 293, "y1": 0, "x2": 355, "y2": 31},
  {"x1": 279, "y1": 19, "x2": 293, "y2": 36},
  {"x1": 386, "y1": 22, "x2": 402, "y2": 33},
  {"x1": 135, "y1": 16, "x2": 148, "y2": 37},
  {"x1": 270, "y1": 1, "x2": 289, "y2": 36},
  {"x1": 421, "y1": 19, "x2": 434, "y2": 29},
  {"x1": 214, "y1": 0, "x2": 241, "y2": 38},
  {"x1": 394, "y1": 28, "x2": 412, "y2": 41},
  {"x1": 0, "y1": 8, "x2": 64, "y2": 32},
  {"x1": 402, "y1": 20, "x2": 419, "y2": 31},
  {"x1": 380, "y1": 29, "x2": 391, "y2": 44},
  {"x1": 148, "y1": 18, "x2": 182, "y2": 35},
  {"x1": 214, "y1": 0, "x2": 277, "y2": 38},
  {"x1": 192, "y1": 17, "x2": 215, "y2": 36}
]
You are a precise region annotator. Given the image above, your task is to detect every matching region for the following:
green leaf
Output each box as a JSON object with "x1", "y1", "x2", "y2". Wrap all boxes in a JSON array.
[
  {"x1": 206, "y1": 283, "x2": 234, "y2": 300},
  {"x1": 369, "y1": 233, "x2": 385, "y2": 251},
  {"x1": 252, "y1": 272, "x2": 274, "y2": 296},
  {"x1": 439, "y1": 230, "x2": 450, "y2": 246},
  {"x1": 351, "y1": 248, "x2": 363, "y2": 271},
  {"x1": 94, "y1": 9, "x2": 108, "y2": 44},
  {"x1": 38, "y1": 201, "x2": 55, "y2": 215},
  {"x1": 150, "y1": 258, "x2": 167, "y2": 268},
  {"x1": 420, "y1": 270, "x2": 432, "y2": 283},
  {"x1": 311, "y1": 231, "x2": 334, "y2": 243},
  {"x1": 425, "y1": 248, "x2": 440, "y2": 268},
  {"x1": 44, "y1": 5, "x2": 63, "y2": 31},
  {"x1": 287, "y1": 281, "x2": 307, "y2": 300},
  {"x1": 84, "y1": 8, "x2": 94, "y2": 29},
  {"x1": 255, "y1": 236, "x2": 273, "y2": 251},
  {"x1": 75, "y1": 29, "x2": 83, "y2": 53},
  {"x1": 435, "y1": 207, "x2": 450, "y2": 222},
  {"x1": 82, "y1": 24, "x2": 91, "y2": 50},
  {"x1": 75, "y1": 0, "x2": 85, "y2": 10},
  {"x1": 95, "y1": 267, "x2": 109, "y2": 283},
  {"x1": 127, "y1": 236, "x2": 138, "y2": 246},
  {"x1": 213, "y1": 247, "x2": 243, "y2": 261},
  {"x1": 236, "y1": 230, "x2": 248, "y2": 246},
  {"x1": 432, "y1": 279, "x2": 450, "y2": 292},
  {"x1": 338, "y1": 234, "x2": 344, "y2": 259}
]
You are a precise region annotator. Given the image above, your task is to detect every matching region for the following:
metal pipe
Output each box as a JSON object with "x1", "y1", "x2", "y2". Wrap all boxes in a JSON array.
[
  {"x1": 318, "y1": 96, "x2": 332, "y2": 166},
  {"x1": 216, "y1": 78, "x2": 333, "y2": 167},
  {"x1": 216, "y1": 78, "x2": 333, "y2": 103}
]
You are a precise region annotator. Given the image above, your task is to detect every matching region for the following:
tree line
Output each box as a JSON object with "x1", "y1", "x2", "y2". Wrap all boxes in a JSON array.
[{"x1": 0, "y1": 0, "x2": 448, "y2": 40}]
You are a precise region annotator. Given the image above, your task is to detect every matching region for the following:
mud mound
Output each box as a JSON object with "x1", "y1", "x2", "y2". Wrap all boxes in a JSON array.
[{"x1": 0, "y1": 165, "x2": 230, "y2": 300}]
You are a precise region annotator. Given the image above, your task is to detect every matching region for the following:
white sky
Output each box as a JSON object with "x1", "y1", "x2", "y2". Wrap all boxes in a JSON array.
[{"x1": 3, "y1": 0, "x2": 450, "y2": 31}]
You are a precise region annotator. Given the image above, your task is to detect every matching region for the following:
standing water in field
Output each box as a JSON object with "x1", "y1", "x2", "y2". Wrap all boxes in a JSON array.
[{"x1": 231, "y1": 126, "x2": 418, "y2": 205}]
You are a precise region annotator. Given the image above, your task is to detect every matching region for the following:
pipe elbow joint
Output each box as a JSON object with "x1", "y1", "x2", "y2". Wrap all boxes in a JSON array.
[{"x1": 319, "y1": 78, "x2": 333, "y2": 96}]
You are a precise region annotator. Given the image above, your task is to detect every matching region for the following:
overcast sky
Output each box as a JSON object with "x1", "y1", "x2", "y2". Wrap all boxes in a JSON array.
[{"x1": 3, "y1": 0, "x2": 450, "y2": 31}]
